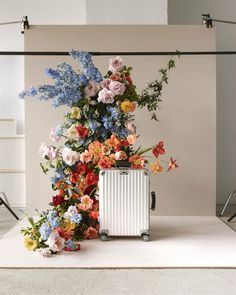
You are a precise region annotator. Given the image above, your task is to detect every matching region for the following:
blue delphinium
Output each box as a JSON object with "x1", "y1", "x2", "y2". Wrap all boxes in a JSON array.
[
  {"x1": 54, "y1": 124, "x2": 64, "y2": 137},
  {"x1": 101, "y1": 116, "x2": 114, "y2": 130},
  {"x1": 65, "y1": 239, "x2": 78, "y2": 250},
  {"x1": 70, "y1": 213, "x2": 82, "y2": 224},
  {"x1": 39, "y1": 222, "x2": 52, "y2": 240},
  {"x1": 70, "y1": 50, "x2": 103, "y2": 82}
]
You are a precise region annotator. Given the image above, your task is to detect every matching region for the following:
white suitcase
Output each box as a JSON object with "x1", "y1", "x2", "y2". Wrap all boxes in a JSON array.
[{"x1": 98, "y1": 168, "x2": 156, "y2": 241}]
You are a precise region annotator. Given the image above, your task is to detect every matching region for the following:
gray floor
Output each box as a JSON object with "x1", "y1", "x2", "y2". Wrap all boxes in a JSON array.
[{"x1": 0, "y1": 207, "x2": 236, "y2": 295}]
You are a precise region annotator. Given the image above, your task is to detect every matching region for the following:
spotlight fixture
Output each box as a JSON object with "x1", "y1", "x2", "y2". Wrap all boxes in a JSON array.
[
  {"x1": 0, "y1": 16, "x2": 29, "y2": 34},
  {"x1": 21, "y1": 16, "x2": 29, "y2": 34},
  {"x1": 202, "y1": 13, "x2": 236, "y2": 28},
  {"x1": 202, "y1": 14, "x2": 213, "y2": 28}
]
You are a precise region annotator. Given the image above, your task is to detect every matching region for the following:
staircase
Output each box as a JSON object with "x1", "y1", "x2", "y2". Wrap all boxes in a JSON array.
[{"x1": 0, "y1": 118, "x2": 25, "y2": 207}]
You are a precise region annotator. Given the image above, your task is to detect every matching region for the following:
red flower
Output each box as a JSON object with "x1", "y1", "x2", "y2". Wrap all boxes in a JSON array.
[
  {"x1": 76, "y1": 163, "x2": 89, "y2": 175},
  {"x1": 76, "y1": 125, "x2": 89, "y2": 138},
  {"x1": 86, "y1": 172, "x2": 99, "y2": 186},
  {"x1": 83, "y1": 227, "x2": 98, "y2": 239},
  {"x1": 70, "y1": 173, "x2": 80, "y2": 183},
  {"x1": 167, "y1": 157, "x2": 179, "y2": 172},
  {"x1": 120, "y1": 140, "x2": 130, "y2": 147},
  {"x1": 125, "y1": 73, "x2": 133, "y2": 86},
  {"x1": 52, "y1": 194, "x2": 64, "y2": 206},
  {"x1": 152, "y1": 141, "x2": 165, "y2": 158}
]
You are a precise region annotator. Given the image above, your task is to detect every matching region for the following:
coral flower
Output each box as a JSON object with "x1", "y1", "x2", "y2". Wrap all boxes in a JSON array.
[
  {"x1": 121, "y1": 100, "x2": 136, "y2": 113},
  {"x1": 101, "y1": 145, "x2": 111, "y2": 156},
  {"x1": 80, "y1": 150, "x2": 93, "y2": 163},
  {"x1": 83, "y1": 227, "x2": 98, "y2": 239},
  {"x1": 78, "y1": 195, "x2": 94, "y2": 211},
  {"x1": 89, "y1": 211, "x2": 99, "y2": 219},
  {"x1": 105, "y1": 134, "x2": 120, "y2": 150},
  {"x1": 153, "y1": 141, "x2": 165, "y2": 158},
  {"x1": 127, "y1": 134, "x2": 137, "y2": 145},
  {"x1": 167, "y1": 158, "x2": 179, "y2": 172},
  {"x1": 150, "y1": 161, "x2": 163, "y2": 174},
  {"x1": 76, "y1": 125, "x2": 89, "y2": 138},
  {"x1": 24, "y1": 237, "x2": 38, "y2": 251},
  {"x1": 70, "y1": 172, "x2": 80, "y2": 183},
  {"x1": 98, "y1": 156, "x2": 115, "y2": 169},
  {"x1": 129, "y1": 155, "x2": 145, "y2": 169},
  {"x1": 88, "y1": 140, "x2": 104, "y2": 161}
]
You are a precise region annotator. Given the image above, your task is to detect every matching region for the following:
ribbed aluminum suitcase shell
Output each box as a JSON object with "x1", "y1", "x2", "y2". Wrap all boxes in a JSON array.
[{"x1": 99, "y1": 168, "x2": 150, "y2": 237}]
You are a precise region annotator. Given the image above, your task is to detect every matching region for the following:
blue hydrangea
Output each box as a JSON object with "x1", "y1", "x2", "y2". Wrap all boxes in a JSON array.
[
  {"x1": 39, "y1": 222, "x2": 52, "y2": 240},
  {"x1": 89, "y1": 120, "x2": 101, "y2": 132},
  {"x1": 47, "y1": 210, "x2": 57, "y2": 220},
  {"x1": 54, "y1": 124, "x2": 64, "y2": 137},
  {"x1": 70, "y1": 213, "x2": 82, "y2": 224},
  {"x1": 51, "y1": 169, "x2": 66, "y2": 184},
  {"x1": 65, "y1": 239, "x2": 78, "y2": 250},
  {"x1": 50, "y1": 217, "x2": 60, "y2": 229}
]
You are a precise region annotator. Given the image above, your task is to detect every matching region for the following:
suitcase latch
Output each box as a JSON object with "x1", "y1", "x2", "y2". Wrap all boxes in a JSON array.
[{"x1": 120, "y1": 171, "x2": 128, "y2": 175}]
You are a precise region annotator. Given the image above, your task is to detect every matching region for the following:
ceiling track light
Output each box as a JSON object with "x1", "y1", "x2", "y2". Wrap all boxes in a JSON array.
[{"x1": 0, "y1": 16, "x2": 29, "y2": 34}]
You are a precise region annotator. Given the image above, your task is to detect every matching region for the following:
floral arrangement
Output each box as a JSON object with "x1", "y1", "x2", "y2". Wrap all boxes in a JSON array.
[{"x1": 20, "y1": 51, "x2": 178, "y2": 257}]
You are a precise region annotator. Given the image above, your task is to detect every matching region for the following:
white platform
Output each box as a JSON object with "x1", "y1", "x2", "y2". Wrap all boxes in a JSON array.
[{"x1": 0, "y1": 216, "x2": 235, "y2": 268}]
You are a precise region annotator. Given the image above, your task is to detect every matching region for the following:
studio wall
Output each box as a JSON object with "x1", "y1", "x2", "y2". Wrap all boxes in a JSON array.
[{"x1": 25, "y1": 25, "x2": 216, "y2": 216}]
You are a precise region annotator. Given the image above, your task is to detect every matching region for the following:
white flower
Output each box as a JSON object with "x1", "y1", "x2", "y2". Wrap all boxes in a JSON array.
[
  {"x1": 64, "y1": 205, "x2": 78, "y2": 219},
  {"x1": 108, "y1": 56, "x2": 123, "y2": 73},
  {"x1": 39, "y1": 143, "x2": 58, "y2": 160},
  {"x1": 97, "y1": 88, "x2": 114, "y2": 104},
  {"x1": 66, "y1": 124, "x2": 78, "y2": 140},
  {"x1": 38, "y1": 248, "x2": 52, "y2": 258},
  {"x1": 45, "y1": 232, "x2": 65, "y2": 252},
  {"x1": 62, "y1": 147, "x2": 80, "y2": 166},
  {"x1": 85, "y1": 80, "x2": 100, "y2": 97},
  {"x1": 109, "y1": 80, "x2": 126, "y2": 96}
]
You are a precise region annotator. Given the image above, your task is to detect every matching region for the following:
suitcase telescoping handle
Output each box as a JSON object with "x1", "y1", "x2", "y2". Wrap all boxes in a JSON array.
[{"x1": 151, "y1": 191, "x2": 156, "y2": 211}]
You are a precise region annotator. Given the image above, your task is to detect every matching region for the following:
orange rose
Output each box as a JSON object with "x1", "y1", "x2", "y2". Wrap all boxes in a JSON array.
[{"x1": 121, "y1": 100, "x2": 136, "y2": 113}]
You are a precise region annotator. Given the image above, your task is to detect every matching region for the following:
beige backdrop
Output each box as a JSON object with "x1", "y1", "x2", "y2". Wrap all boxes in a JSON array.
[{"x1": 25, "y1": 25, "x2": 216, "y2": 215}]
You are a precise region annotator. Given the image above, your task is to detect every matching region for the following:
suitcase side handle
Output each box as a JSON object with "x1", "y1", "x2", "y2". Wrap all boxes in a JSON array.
[{"x1": 151, "y1": 191, "x2": 156, "y2": 211}]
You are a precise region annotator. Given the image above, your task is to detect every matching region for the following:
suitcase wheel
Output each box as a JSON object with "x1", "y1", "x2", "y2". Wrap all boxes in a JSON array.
[
  {"x1": 141, "y1": 233, "x2": 150, "y2": 242},
  {"x1": 99, "y1": 233, "x2": 108, "y2": 242}
]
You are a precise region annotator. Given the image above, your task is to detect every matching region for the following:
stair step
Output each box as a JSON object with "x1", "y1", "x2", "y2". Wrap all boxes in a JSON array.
[
  {"x1": 0, "y1": 118, "x2": 17, "y2": 136},
  {"x1": 0, "y1": 172, "x2": 26, "y2": 207},
  {"x1": 0, "y1": 136, "x2": 25, "y2": 169}
]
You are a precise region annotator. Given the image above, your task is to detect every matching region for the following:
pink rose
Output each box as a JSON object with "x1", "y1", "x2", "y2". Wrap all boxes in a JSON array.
[
  {"x1": 109, "y1": 80, "x2": 126, "y2": 96},
  {"x1": 108, "y1": 56, "x2": 123, "y2": 73},
  {"x1": 85, "y1": 80, "x2": 100, "y2": 97},
  {"x1": 100, "y1": 79, "x2": 111, "y2": 89},
  {"x1": 125, "y1": 121, "x2": 136, "y2": 134},
  {"x1": 115, "y1": 151, "x2": 128, "y2": 160},
  {"x1": 97, "y1": 88, "x2": 114, "y2": 104},
  {"x1": 45, "y1": 232, "x2": 65, "y2": 252}
]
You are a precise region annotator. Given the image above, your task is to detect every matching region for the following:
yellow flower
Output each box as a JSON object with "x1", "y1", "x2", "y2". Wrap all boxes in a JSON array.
[
  {"x1": 70, "y1": 107, "x2": 81, "y2": 119},
  {"x1": 121, "y1": 100, "x2": 136, "y2": 113},
  {"x1": 24, "y1": 237, "x2": 37, "y2": 251},
  {"x1": 150, "y1": 161, "x2": 163, "y2": 174},
  {"x1": 66, "y1": 124, "x2": 78, "y2": 140}
]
